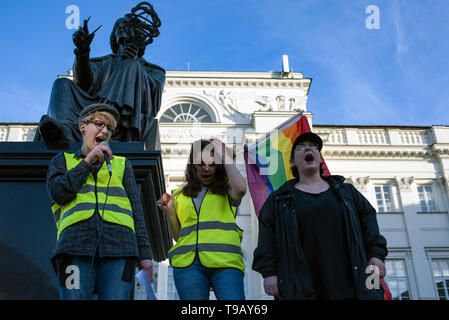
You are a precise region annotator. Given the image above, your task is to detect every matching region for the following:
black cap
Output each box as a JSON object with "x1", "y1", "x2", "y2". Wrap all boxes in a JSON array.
[
  {"x1": 292, "y1": 132, "x2": 323, "y2": 152},
  {"x1": 79, "y1": 103, "x2": 120, "y2": 123}
]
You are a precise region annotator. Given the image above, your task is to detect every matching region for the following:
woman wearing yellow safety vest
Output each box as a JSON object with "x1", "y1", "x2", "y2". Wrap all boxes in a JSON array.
[
  {"x1": 46, "y1": 103, "x2": 153, "y2": 300},
  {"x1": 158, "y1": 139, "x2": 247, "y2": 300}
]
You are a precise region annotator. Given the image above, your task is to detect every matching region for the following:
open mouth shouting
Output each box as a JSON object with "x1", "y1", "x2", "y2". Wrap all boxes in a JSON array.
[
  {"x1": 304, "y1": 153, "x2": 314, "y2": 164},
  {"x1": 199, "y1": 172, "x2": 213, "y2": 184},
  {"x1": 95, "y1": 135, "x2": 108, "y2": 146}
]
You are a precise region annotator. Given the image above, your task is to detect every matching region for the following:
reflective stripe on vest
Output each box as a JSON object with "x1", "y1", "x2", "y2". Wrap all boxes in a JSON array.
[
  {"x1": 51, "y1": 152, "x2": 135, "y2": 240},
  {"x1": 168, "y1": 187, "x2": 245, "y2": 273}
]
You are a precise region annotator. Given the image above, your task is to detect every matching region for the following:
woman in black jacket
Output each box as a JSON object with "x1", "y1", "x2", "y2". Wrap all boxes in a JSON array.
[{"x1": 252, "y1": 132, "x2": 388, "y2": 300}]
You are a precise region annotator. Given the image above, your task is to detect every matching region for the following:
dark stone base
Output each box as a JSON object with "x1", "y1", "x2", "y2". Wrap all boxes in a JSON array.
[{"x1": 0, "y1": 141, "x2": 170, "y2": 299}]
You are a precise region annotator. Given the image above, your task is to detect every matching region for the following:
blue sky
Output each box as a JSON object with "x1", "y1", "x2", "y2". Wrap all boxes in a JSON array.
[{"x1": 0, "y1": 0, "x2": 448, "y2": 126}]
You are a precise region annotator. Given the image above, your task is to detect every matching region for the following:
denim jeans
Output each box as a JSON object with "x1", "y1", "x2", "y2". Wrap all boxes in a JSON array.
[
  {"x1": 56, "y1": 255, "x2": 136, "y2": 300},
  {"x1": 173, "y1": 256, "x2": 245, "y2": 300}
]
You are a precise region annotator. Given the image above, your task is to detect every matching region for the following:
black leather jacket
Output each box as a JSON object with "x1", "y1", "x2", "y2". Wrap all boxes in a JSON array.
[{"x1": 252, "y1": 175, "x2": 388, "y2": 300}]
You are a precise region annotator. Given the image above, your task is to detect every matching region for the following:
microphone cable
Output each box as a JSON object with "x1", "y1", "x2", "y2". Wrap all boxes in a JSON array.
[
  {"x1": 89, "y1": 166, "x2": 112, "y2": 274},
  {"x1": 89, "y1": 142, "x2": 113, "y2": 273}
]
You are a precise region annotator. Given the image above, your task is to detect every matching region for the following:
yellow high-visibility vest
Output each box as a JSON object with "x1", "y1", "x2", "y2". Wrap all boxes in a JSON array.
[
  {"x1": 168, "y1": 187, "x2": 245, "y2": 273},
  {"x1": 51, "y1": 152, "x2": 135, "y2": 240}
]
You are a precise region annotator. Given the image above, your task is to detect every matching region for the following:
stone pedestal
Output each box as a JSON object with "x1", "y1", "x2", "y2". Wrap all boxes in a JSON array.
[{"x1": 0, "y1": 142, "x2": 170, "y2": 299}]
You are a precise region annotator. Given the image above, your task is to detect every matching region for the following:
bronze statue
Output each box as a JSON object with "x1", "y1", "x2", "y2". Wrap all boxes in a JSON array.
[{"x1": 35, "y1": 2, "x2": 165, "y2": 149}]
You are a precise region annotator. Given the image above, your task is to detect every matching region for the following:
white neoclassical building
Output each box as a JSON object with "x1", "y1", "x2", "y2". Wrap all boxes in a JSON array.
[{"x1": 2, "y1": 62, "x2": 449, "y2": 300}]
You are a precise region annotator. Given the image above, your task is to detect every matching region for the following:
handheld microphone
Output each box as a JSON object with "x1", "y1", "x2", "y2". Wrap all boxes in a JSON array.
[{"x1": 100, "y1": 141, "x2": 112, "y2": 176}]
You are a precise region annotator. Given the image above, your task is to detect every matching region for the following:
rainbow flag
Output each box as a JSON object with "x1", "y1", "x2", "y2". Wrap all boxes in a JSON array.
[{"x1": 244, "y1": 114, "x2": 330, "y2": 217}]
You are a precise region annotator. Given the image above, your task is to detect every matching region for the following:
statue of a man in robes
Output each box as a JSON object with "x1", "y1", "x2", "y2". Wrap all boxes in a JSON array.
[{"x1": 35, "y1": 2, "x2": 165, "y2": 149}]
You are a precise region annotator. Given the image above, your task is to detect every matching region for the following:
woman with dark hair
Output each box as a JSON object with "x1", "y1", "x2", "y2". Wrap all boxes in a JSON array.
[
  {"x1": 253, "y1": 132, "x2": 388, "y2": 300},
  {"x1": 158, "y1": 139, "x2": 247, "y2": 300}
]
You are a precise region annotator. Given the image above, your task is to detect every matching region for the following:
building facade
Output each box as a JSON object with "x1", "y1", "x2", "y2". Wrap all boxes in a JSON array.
[{"x1": 2, "y1": 67, "x2": 449, "y2": 300}]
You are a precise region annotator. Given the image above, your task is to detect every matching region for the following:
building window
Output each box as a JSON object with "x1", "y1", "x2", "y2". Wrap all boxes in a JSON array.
[
  {"x1": 166, "y1": 266, "x2": 180, "y2": 300},
  {"x1": 160, "y1": 103, "x2": 213, "y2": 123},
  {"x1": 21, "y1": 128, "x2": 36, "y2": 142},
  {"x1": 0, "y1": 128, "x2": 8, "y2": 141},
  {"x1": 430, "y1": 259, "x2": 449, "y2": 300},
  {"x1": 417, "y1": 185, "x2": 437, "y2": 212},
  {"x1": 384, "y1": 259, "x2": 411, "y2": 300},
  {"x1": 375, "y1": 185, "x2": 393, "y2": 212}
]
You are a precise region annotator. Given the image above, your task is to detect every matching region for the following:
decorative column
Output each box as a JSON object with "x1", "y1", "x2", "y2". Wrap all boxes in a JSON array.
[
  {"x1": 436, "y1": 175, "x2": 449, "y2": 212},
  {"x1": 394, "y1": 176, "x2": 436, "y2": 299}
]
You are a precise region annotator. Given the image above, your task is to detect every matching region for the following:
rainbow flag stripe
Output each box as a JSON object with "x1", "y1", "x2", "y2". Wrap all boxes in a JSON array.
[{"x1": 244, "y1": 114, "x2": 313, "y2": 217}]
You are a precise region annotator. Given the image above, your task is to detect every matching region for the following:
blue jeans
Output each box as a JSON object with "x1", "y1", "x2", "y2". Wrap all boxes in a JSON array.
[
  {"x1": 56, "y1": 255, "x2": 136, "y2": 300},
  {"x1": 173, "y1": 256, "x2": 245, "y2": 300}
]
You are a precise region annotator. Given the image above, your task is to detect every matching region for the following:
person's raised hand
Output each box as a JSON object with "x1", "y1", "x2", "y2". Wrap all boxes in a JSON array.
[
  {"x1": 73, "y1": 17, "x2": 95, "y2": 54},
  {"x1": 84, "y1": 143, "x2": 112, "y2": 164},
  {"x1": 157, "y1": 193, "x2": 174, "y2": 214}
]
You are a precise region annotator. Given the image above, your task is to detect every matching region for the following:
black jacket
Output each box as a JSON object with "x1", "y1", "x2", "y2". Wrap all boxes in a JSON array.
[{"x1": 252, "y1": 175, "x2": 388, "y2": 300}]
